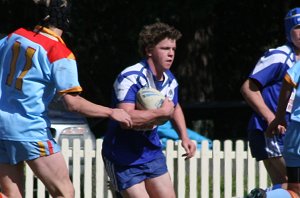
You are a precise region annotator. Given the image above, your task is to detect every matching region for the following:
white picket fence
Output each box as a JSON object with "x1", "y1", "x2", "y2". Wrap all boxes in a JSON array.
[{"x1": 24, "y1": 139, "x2": 270, "y2": 198}]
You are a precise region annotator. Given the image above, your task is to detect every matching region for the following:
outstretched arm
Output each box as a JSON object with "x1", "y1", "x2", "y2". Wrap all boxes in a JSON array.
[
  {"x1": 118, "y1": 98, "x2": 175, "y2": 130},
  {"x1": 61, "y1": 93, "x2": 132, "y2": 128}
]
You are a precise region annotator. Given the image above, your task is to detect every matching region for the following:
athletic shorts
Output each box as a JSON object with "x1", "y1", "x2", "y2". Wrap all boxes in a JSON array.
[
  {"x1": 0, "y1": 139, "x2": 60, "y2": 165},
  {"x1": 283, "y1": 121, "x2": 300, "y2": 167},
  {"x1": 103, "y1": 156, "x2": 168, "y2": 192},
  {"x1": 248, "y1": 129, "x2": 284, "y2": 161}
]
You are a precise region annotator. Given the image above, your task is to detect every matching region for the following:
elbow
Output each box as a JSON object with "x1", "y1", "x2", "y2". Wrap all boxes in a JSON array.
[
  {"x1": 240, "y1": 81, "x2": 248, "y2": 97},
  {"x1": 64, "y1": 102, "x2": 79, "y2": 113},
  {"x1": 62, "y1": 95, "x2": 82, "y2": 113}
]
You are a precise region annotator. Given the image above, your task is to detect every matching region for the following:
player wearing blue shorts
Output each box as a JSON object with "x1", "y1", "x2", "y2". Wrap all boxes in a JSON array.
[
  {"x1": 246, "y1": 7, "x2": 300, "y2": 198},
  {"x1": 102, "y1": 22, "x2": 196, "y2": 198},
  {"x1": 241, "y1": 8, "x2": 300, "y2": 193},
  {"x1": 0, "y1": 1, "x2": 131, "y2": 198}
]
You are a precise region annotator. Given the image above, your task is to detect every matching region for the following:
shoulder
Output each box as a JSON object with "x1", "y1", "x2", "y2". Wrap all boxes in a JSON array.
[
  {"x1": 47, "y1": 43, "x2": 75, "y2": 63},
  {"x1": 120, "y1": 62, "x2": 146, "y2": 76},
  {"x1": 12, "y1": 28, "x2": 75, "y2": 63},
  {"x1": 117, "y1": 62, "x2": 148, "y2": 83},
  {"x1": 257, "y1": 44, "x2": 293, "y2": 67},
  {"x1": 264, "y1": 44, "x2": 292, "y2": 57}
]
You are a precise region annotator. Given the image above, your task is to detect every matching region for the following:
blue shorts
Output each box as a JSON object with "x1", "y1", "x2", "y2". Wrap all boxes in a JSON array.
[
  {"x1": 283, "y1": 121, "x2": 300, "y2": 167},
  {"x1": 248, "y1": 130, "x2": 284, "y2": 161},
  {"x1": 0, "y1": 139, "x2": 60, "y2": 165},
  {"x1": 103, "y1": 156, "x2": 168, "y2": 192}
]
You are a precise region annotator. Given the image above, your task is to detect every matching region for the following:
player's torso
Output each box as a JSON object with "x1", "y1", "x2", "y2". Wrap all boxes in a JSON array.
[
  {"x1": 0, "y1": 28, "x2": 66, "y2": 140},
  {"x1": 104, "y1": 61, "x2": 179, "y2": 165},
  {"x1": 248, "y1": 45, "x2": 296, "y2": 130}
]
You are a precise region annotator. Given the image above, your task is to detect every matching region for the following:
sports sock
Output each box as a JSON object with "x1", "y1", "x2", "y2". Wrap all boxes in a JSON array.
[
  {"x1": 265, "y1": 183, "x2": 282, "y2": 191},
  {"x1": 266, "y1": 188, "x2": 292, "y2": 197}
]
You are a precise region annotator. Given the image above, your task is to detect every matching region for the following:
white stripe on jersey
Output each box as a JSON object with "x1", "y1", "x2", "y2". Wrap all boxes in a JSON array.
[
  {"x1": 114, "y1": 62, "x2": 178, "y2": 102},
  {"x1": 252, "y1": 46, "x2": 293, "y2": 75}
]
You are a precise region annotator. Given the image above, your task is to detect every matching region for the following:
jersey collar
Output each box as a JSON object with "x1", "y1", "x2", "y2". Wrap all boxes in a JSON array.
[{"x1": 34, "y1": 26, "x2": 65, "y2": 45}]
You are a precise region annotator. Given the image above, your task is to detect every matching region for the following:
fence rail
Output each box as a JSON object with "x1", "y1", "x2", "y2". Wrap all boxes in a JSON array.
[{"x1": 24, "y1": 139, "x2": 270, "y2": 198}]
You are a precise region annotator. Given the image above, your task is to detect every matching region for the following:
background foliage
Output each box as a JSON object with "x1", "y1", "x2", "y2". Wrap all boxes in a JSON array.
[{"x1": 1, "y1": 0, "x2": 300, "y2": 139}]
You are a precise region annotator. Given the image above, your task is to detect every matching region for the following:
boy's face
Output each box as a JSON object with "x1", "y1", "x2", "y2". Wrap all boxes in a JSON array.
[
  {"x1": 291, "y1": 25, "x2": 300, "y2": 49},
  {"x1": 147, "y1": 38, "x2": 177, "y2": 72}
]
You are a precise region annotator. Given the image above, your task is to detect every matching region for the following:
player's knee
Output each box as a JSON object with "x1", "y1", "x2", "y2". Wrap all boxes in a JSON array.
[{"x1": 63, "y1": 183, "x2": 75, "y2": 198}]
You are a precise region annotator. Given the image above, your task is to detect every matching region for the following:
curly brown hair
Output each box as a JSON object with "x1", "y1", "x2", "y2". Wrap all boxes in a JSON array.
[{"x1": 138, "y1": 22, "x2": 182, "y2": 57}]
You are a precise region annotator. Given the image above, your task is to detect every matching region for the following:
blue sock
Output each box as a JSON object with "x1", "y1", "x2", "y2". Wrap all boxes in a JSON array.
[
  {"x1": 266, "y1": 188, "x2": 292, "y2": 198},
  {"x1": 271, "y1": 183, "x2": 282, "y2": 190},
  {"x1": 265, "y1": 183, "x2": 282, "y2": 191}
]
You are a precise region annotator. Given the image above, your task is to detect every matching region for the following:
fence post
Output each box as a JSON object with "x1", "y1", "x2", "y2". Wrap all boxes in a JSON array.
[
  {"x1": 200, "y1": 140, "x2": 210, "y2": 198},
  {"x1": 235, "y1": 140, "x2": 245, "y2": 197},
  {"x1": 212, "y1": 140, "x2": 221, "y2": 198},
  {"x1": 84, "y1": 139, "x2": 94, "y2": 198},
  {"x1": 224, "y1": 140, "x2": 233, "y2": 198},
  {"x1": 177, "y1": 140, "x2": 186, "y2": 198},
  {"x1": 189, "y1": 140, "x2": 198, "y2": 198},
  {"x1": 73, "y1": 139, "x2": 81, "y2": 198}
]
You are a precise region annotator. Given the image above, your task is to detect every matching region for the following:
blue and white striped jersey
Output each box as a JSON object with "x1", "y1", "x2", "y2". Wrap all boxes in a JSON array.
[
  {"x1": 248, "y1": 44, "x2": 296, "y2": 131},
  {"x1": 0, "y1": 27, "x2": 82, "y2": 141},
  {"x1": 102, "y1": 59, "x2": 179, "y2": 165}
]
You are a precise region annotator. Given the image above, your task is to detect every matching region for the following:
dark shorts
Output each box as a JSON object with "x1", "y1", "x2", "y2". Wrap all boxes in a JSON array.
[
  {"x1": 103, "y1": 156, "x2": 168, "y2": 192},
  {"x1": 248, "y1": 130, "x2": 284, "y2": 161},
  {"x1": 0, "y1": 139, "x2": 60, "y2": 165}
]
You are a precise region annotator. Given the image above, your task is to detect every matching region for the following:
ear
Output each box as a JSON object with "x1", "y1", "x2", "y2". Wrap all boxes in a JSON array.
[{"x1": 146, "y1": 47, "x2": 152, "y2": 57}]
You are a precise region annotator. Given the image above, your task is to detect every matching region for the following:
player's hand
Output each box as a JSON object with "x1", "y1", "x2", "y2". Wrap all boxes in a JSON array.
[
  {"x1": 265, "y1": 118, "x2": 286, "y2": 137},
  {"x1": 110, "y1": 108, "x2": 132, "y2": 128},
  {"x1": 181, "y1": 138, "x2": 196, "y2": 160},
  {"x1": 160, "y1": 98, "x2": 175, "y2": 117}
]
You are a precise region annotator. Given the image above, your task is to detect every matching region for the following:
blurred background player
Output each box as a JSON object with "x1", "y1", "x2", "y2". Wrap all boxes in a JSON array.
[
  {"x1": 241, "y1": 7, "x2": 300, "y2": 191},
  {"x1": 0, "y1": 0, "x2": 131, "y2": 197},
  {"x1": 244, "y1": 7, "x2": 300, "y2": 198},
  {"x1": 102, "y1": 22, "x2": 196, "y2": 198}
]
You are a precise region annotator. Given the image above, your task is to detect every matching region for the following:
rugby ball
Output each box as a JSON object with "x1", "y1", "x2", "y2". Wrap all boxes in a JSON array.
[{"x1": 136, "y1": 87, "x2": 165, "y2": 110}]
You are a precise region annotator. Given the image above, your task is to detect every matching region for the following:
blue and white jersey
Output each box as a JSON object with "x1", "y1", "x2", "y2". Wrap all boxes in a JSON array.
[
  {"x1": 102, "y1": 59, "x2": 179, "y2": 166},
  {"x1": 248, "y1": 44, "x2": 296, "y2": 131},
  {"x1": 0, "y1": 27, "x2": 82, "y2": 141}
]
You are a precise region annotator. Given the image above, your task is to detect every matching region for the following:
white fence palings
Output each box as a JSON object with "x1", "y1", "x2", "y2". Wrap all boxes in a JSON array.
[{"x1": 24, "y1": 139, "x2": 271, "y2": 198}]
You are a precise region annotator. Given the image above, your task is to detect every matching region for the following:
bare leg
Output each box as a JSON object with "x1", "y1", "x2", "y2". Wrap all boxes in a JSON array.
[
  {"x1": 0, "y1": 162, "x2": 24, "y2": 198},
  {"x1": 263, "y1": 156, "x2": 288, "y2": 188},
  {"x1": 121, "y1": 181, "x2": 149, "y2": 198},
  {"x1": 27, "y1": 152, "x2": 74, "y2": 198},
  {"x1": 145, "y1": 173, "x2": 176, "y2": 198}
]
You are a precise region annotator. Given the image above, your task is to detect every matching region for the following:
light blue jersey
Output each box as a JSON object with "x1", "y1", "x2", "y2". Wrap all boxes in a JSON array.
[
  {"x1": 287, "y1": 61, "x2": 300, "y2": 122},
  {"x1": 0, "y1": 27, "x2": 82, "y2": 141},
  {"x1": 102, "y1": 59, "x2": 179, "y2": 166},
  {"x1": 283, "y1": 62, "x2": 300, "y2": 167}
]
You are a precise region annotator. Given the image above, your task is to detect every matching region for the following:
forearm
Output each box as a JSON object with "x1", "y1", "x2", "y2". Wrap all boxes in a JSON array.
[
  {"x1": 170, "y1": 104, "x2": 189, "y2": 140},
  {"x1": 62, "y1": 94, "x2": 113, "y2": 118},
  {"x1": 127, "y1": 108, "x2": 169, "y2": 127},
  {"x1": 276, "y1": 79, "x2": 293, "y2": 119}
]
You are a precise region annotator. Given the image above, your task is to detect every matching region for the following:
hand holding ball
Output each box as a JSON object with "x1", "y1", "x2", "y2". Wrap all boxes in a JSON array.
[{"x1": 136, "y1": 87, "x2": 169, "y2": 125}]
